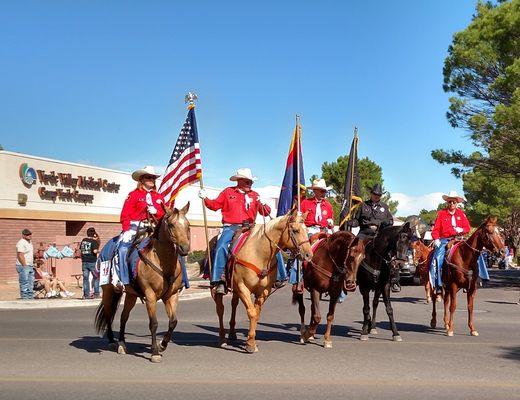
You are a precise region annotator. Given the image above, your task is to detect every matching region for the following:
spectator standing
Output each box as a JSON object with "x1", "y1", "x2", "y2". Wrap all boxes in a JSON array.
[
  {"x1": 16, "y1": 228, "x2": 34, "y2": 300},
  {"x1": 80, "y1": 227, "x2": 100, "y2": 299}
]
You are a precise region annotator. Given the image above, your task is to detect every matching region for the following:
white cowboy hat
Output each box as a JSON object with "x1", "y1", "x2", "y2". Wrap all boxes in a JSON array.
[
  {"x1": 229, "y1": 168, "x2": 258, "y2": 182},
  {"x1": 442, "y1": 190, "x2": 465, "y2": 203},
  {"x1": 308, "y1": 178, "x2": 332, "y2": 191},
  {"x1": 131, "y1": 166, "x2": 161, "y2": 181}
]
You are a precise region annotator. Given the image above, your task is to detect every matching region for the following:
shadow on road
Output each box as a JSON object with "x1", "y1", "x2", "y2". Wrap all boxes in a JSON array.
[
  {"x1": 483, "y1": 270, "x2": 520, "y2": 290},
  {"x1": 69, "y1": 335, "x2": 151, "y2": 361},
  {"x1": 499, "y1": 346, "x2": 520, "y2": 363}
]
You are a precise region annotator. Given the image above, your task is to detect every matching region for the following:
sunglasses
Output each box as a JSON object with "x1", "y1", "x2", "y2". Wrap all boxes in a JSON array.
[
  {"x1": 141, "y1": 175, "x2": 156, "y2": 180},
  {"x1": 447, "y1": 200, "x2": 457, "y2": 204}
]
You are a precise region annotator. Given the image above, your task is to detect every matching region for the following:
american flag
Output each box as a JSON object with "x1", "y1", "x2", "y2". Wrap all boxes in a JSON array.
[{"x1": 159, "y1": 106, "x2": 202, "y2": 205}]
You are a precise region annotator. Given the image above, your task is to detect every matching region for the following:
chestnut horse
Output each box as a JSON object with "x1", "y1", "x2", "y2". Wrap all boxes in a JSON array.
[
  {"x1": 411, "y1": 240, "x2": 435, "y2": 303},
  {"x1": 438, "y1": 217, "x2": 504, "y2": 336},
  {"x1": 293, "y1": 231, "x2": 365, "y2": 348},
  {"x1": 95, "y1": 203, "x2": 190, "y2": 363},
  {"x1": 214, "y1": 208, "x2": 313, "y2": 353},
  {"x1": 357, "y1": 222, "x2": 414, "y2": 341}
]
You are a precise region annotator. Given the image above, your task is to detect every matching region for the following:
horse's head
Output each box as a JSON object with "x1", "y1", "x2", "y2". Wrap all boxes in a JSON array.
[
  {"x1": 395, "y1": 222, "x2": 413, "y2": 266},
  {"x1": 411, "y1": 240, "x2": 430, "y2": 265},
  {"x1": 280, "y1": 208, "x2": 313, "y2": 262},
  {"x1": 478, "y1": 217, "x2": 505, "y2": 256},
  {"x1": 344, "y1": 236, "x2": 365, "y2": 292},
  {"x1": 160, "y1": 202, "x2": 191, "y2": 256}
]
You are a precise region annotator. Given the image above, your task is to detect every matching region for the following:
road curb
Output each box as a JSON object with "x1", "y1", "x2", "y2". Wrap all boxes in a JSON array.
[{"x1": 0, "y1": 290, "x2": 211, "y2": 310}]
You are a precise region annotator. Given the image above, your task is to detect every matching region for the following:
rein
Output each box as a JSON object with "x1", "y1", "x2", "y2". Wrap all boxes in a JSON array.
[
  {"x1": 137, "y1": 214, "x2": 183, "y2": 299},
  {"x1": 235, "y1": 214, "x2": 309, "y2": 279}
]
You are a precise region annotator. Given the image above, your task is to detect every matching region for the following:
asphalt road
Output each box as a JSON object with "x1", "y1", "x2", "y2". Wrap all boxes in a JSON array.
[{"x1": 1, "y1": 270, "x2": 519, "y2": 400}]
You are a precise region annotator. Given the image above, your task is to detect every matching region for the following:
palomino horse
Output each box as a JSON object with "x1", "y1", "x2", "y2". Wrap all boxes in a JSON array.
[
  {"x1": 214, "y1": 208, "x2": 313, "y2": 353},
  {"x1": 293, "y1": 231, "x2": 365, "y2": 348},
  {"x1": 411, "y1": 240, "x2": 435, "y2": 303},
  {"x1": 357, "y1": 222, "x2": 414, "y2": 341},
  {"x1": 95, "y1": 203, "x2": 190, "y2": 363},
  {"x1": 438, "y1": 217, "x2": 504, "y2": 337}
]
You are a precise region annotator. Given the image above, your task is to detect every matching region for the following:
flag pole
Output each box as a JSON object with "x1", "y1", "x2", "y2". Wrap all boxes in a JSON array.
[
  {"x1": 296, "y1": 114, "x2": 301, "y2": 213},
  {"x1": 185, "y1": 92, "x2": 212, "y2": 278},
  {"x1": 295, "y1": 114, "x2": 302, "y2": 287}
]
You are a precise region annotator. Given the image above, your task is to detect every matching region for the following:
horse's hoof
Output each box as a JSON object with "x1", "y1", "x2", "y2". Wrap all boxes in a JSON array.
[
  {"x1": 392, "y1": 335, "x2": 402, "y2": 342},
  {"x1": 159, "y1": 342, "x2": 167, "y2": 353},
  {"x1": 108, "y1": 342, "x2": 117, "y2": 351},
  {"x1": 150, "y1": 354, "x2": 162, "y2": 363},
  {"x1": 471, "y1": 330, "x2": 479, "y2": 337},
  {"x1": 244, "y1": 344, "x2": 258, "y2": 353},
  {"x1": 447, "y1": 331, "x2": 454, "y2": 337},
  {"x1": 360, "y1": 334, "x2": 369, "y2": 341},
  {"x1": 430, "y1": 321, "x2": 437, "y2": 329},
  {"x1": 323, "y1": 340, "x2": 332, "y2": 349},
  {"x1": 217, "y1": 339, "x2": 227, "y2": 348},
  {"x1": 228, "y1": 332, "x2": 237, "y2": 341},
  {"x1": 299, "y1": 337, "x2": 305, "y2": 345},
  {"x1": 370, "y1": 328, "x2": 378, "y2": 335},
  {"x1": 117, "y1": 344, "x2": 127, "y2": 355},
  {"x1": 426, "y1": 297, "x2": 431, "y2": 304}
]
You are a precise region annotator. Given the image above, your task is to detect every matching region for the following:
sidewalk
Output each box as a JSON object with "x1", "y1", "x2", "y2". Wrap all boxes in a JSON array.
[{"x1": 0, "y1": 279, "x2": 211, "y2": 310}]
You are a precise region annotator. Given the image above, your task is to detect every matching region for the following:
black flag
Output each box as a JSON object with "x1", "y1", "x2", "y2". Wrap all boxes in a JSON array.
[{"x1": 339, "y1": 128, "x2": 363, "y2": 230}]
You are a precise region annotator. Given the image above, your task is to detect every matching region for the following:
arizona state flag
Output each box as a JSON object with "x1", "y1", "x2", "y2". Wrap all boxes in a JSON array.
[
  {"x1": 339, "y1": 129, "x2": 363, "y2": 230},
  {"x1": 277, "y1": 122, "x2": 305, "y2": 216}
]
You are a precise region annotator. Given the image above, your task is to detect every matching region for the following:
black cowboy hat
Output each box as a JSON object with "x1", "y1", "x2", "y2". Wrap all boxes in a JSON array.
[{"x1": 369, "y1": 183, "x2": 385, "y2": 196}]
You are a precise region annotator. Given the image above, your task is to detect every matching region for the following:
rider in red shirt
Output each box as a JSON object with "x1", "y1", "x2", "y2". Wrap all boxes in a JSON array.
[
  {"x1": 429, "y1": 191, "x2": 471, "y2": 294},
  {"x1": 199, "y1": 168, "x2": 272, "y2": 295},
  {"x1": 300, "y1": 179, "x2": 334, "y2": 235},
  {"x1": 117, "y1": 166, "x2": 164, "y2": 286}
]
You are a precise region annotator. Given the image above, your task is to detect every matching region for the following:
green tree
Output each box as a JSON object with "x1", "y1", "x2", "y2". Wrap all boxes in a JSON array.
[
  {"x1": 462, "y1": 167, "x2": 520, "y2": 225},
  {"x1": 433, "y1": 0, "x2": 520, "y2": 177},
  {"x1": 320, "y1": 155, "x2": 398, "y2": 222}
]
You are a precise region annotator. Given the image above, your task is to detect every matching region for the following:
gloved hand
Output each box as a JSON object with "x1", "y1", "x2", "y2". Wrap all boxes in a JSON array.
[
  {"x1": 454, "y1": 226, "x2": 464, "y2": 234},
  {"x1": 198, "y1": 188, "x2": 207, "y2": 199},
  {"x1": 121, "y1": 230, "x2": 134, "y2": 243},
  {"x1": 327, "y1": 218, "x2": 334, "y2": 228},
  {"x1": 147, "y1": 205, "x2": 157, "y2": 215},
  {"x1": 258, "y1": 197, "x2": 268, "y2": 206},
  {"x1": 434, "y1": 239, "x2": 441, "y2": 248}
]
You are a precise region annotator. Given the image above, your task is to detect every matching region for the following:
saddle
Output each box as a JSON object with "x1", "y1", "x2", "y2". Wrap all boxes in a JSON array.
[{"x1": 224, "y1": 224, "x2": 254, "y2": 292}]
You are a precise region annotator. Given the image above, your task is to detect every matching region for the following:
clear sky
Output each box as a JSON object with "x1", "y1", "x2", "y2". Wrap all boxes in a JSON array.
[{"x1": 0, "y1": 0, "x2": 479, "y2": 215}]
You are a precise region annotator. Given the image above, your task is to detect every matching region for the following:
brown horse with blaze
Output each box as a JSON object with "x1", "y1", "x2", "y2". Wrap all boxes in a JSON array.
[{"x1": 440, "y1": 217, "x2": 504, "y2": 337}]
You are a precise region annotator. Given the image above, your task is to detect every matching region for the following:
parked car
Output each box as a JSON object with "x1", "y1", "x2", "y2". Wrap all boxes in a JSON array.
[{"x1": 400, "y1": 249, "x2": 419, "y2": 284}]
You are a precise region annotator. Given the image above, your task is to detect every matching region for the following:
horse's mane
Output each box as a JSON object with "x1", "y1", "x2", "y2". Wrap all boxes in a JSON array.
[{"x1": 248, "y1": 215, "x2": 288, "y2": 241}]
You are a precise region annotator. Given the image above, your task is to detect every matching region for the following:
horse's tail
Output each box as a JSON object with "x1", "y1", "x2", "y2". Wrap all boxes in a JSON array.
[
  {"x1": 95, "y1": 290, "x2": 123, "y2": 335},
  {"x1": 292, "y1": 291, "x2": 303, "y2": 306}
]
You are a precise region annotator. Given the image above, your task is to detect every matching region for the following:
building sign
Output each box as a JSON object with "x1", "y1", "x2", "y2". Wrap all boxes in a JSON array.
[
  {"x1": 19, "y1": 163, "x2": 121, "y2": 204},
  {"x1": 19, "y1": 163, "x2": 37, "y2": 187}
]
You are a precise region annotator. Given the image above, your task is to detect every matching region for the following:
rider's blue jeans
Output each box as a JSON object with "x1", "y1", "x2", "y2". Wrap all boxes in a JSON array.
[
  {"x1": 477, "y1": 253, "x2": 489, "y2": 281},
  {"x1": 211, "y1": 225, "x2": 241, "y2": 283},
  {"x1": 430, "y1": 239, "x2": 449, "y2": 290}
]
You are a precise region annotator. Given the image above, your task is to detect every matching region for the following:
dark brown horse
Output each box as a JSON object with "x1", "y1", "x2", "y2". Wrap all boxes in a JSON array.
[
  {"x1": 293, "y1": 231, "x2": 365, "y2": 348},
  {"x1": 439, "y1": 217, "x2": 504, "y2": 336},
  {"x1": 95, "y1": 203, "x2": 190, "y2": 362}
]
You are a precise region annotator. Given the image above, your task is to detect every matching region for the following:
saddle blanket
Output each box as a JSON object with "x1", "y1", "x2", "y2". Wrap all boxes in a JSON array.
[
  {"x1": 231, "y1": 230, "x2": 251, "y2": 256},
  {"x1": 97, "y1": 236, "x2": 151, "y2": 286}
]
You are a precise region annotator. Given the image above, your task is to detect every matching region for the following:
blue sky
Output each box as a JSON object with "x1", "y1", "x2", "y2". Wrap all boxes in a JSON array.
[{"x1": 0, "y1": 0, "x2": 479, "y2": 214}]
